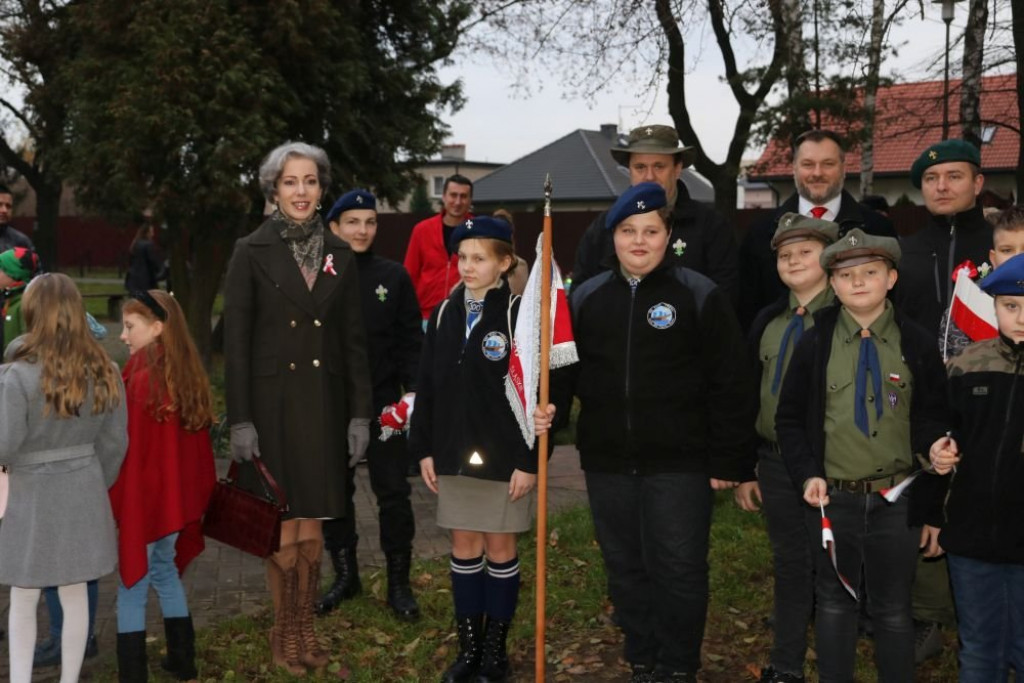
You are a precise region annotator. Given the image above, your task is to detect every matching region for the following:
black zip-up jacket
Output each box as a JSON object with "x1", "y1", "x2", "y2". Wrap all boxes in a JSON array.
[
  {"x1": 571, "y1": 180, "x2": 739, "y2": 306},
  {"x1": 737, "y1": 190, "x2": 896, "y2": 331},
  {"x1": 775, "y1": 304, "x2": 950, "y2": 525},
  {"x1": 407, "y1": 282, "x2": 536, "y2": 481},
  {"x1": 935, "y1": 335, "x2": 1024, "y2": 564},
  {"x1": 352, "y1": 250, "x2": 422, "y2": 412},
  {"x1": 891, "y1": 204, "x2": 992, "y2": 337},
  {"x1": 552, "y1": 257, "x2": 755, "y2": 481}
]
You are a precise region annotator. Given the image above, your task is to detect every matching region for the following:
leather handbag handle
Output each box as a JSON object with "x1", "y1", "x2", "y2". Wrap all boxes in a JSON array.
[{"x1": 226, "y1": 457, "x2": 289, "y2": 511}]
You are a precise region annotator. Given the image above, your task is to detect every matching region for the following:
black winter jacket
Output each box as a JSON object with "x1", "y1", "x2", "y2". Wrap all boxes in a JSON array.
[
  {"x1": 352, "y1": 251, "x2": 422, "y2": 412},
  {"x1": 936, "y1": 336, "x2": 1024, "y2": 564},
  {"x1": 552, "y1": 258, "x2": 755, "y2": 481},
  {"x1": 407, "y1": 282, "x2": 536, "y2": 481},
  {"x1": 571, "y1": 180, "x2": 739, "y2": 306},
  {"x1": 775, "y1": 304, "x2": 950, "y2": 525},
  {"x1": 737, "y1": 191, "x2": 896, "y2": 331},
  {"x1": 891, "y1": 204, "x2": 992, "y2": 337}
]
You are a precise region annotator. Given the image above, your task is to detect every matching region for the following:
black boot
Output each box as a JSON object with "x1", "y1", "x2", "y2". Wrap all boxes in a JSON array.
[
  {"x1": 315, "y1": 545, "x2": 361, "y2": 616},
  {"x1": 441, "y1": 614, "x2": 483, "y2": 683},
  {"x1": 117, "y1": 631, "x2": 148, "y2": 683},
  {"x1": 476, "y1": 618, "x2": 511, "y2": 682},
  {"x1": 159, "y1": 616, "x2": 198, "y2": 680},
  {"x1": 386, "y1": 550, "x2": 421, "y2": 622}
]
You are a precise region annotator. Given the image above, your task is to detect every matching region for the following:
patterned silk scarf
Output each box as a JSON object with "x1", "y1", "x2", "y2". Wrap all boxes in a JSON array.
[{"x1": 270, "y1": 209, "x2": 324, "y2": 290}]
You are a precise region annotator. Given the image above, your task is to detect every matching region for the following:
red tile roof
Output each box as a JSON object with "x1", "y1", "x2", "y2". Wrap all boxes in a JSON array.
[{"x1": 749, "y1": 74, "x2": 1019, "y2": 180}]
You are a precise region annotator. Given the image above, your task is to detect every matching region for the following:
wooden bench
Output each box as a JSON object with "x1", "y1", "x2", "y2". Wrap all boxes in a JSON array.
[{"x1": 81, "y1": 292, "x2": 126, "y2": 320}]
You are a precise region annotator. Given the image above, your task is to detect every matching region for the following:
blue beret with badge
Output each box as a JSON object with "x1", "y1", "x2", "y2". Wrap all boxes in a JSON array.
[
  {"x1": 605, "y1": 182, "x2": 668, "y2": 230},
  {"x1": 326, "y1": 189, "x2": 376, "y2": 223},
  {"x1": 910, "y1": 139, "x2": 981, "y2": 189},
  {"x1": 979, "y1": 252, "x2": 1024, "y2": 296},
  {"x1": 449, "y1": 216, "x2": 513, "y2": 252}
]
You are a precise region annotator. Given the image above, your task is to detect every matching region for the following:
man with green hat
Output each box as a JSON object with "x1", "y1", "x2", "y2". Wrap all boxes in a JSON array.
[
  {"x1": 571, "y1": 124, "x2": 739, "y2": 304},
  {"x1": 891, "y1": 138, "x2": 992, "y2": 662}
]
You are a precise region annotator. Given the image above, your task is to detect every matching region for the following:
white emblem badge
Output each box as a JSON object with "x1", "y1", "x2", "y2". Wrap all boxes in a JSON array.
[
  {"x1": 637, "y1": 200, "x2": 646, "y2": 210},
  {"x1": 647, "y1": 302, "x2": 677, "y2": 330},
  {"x1": 465, "y1": 219, "x2": 473, "y2": 230},
  {"x1": 848, "y1": 234, "x2": 858, "y2": 246},
  {"x1": 481, "y1": 331, "x2": 509, "y2": 361},
  {"x1": 645, "y1": 127, "x2": 654, "y2": 136},
  {"x1": 673, "y1": 239, "x2": 687, "y2": 256},
  {"x1": 356, "y1": 195, "x2": 364, "y2": 204}
]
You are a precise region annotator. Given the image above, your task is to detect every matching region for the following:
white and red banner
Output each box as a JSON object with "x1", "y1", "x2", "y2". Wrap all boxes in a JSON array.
[
  {"x1": 506, "y1": 235, "x2": 578, "y2": 447},
  {"x1": 949, "y1": 262, "x2": 997, "y2": 343},
  {"x1": 820, "y1": 501, "x2": 858, "y2": 600}
]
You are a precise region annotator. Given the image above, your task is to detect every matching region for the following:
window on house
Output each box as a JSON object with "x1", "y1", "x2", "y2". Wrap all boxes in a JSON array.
[
  {"x1": 431, "y1": 176, "x2": 445, "y2": 197},
  {"x1": 981, "y1": 126, "x2": 996, "y2": 144}
]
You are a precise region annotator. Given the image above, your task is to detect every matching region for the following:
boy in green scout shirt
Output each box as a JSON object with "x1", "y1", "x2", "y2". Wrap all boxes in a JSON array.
[
  {"x1": 736, "y1": 213, "x2": 838, "y2": 683},
  {"x1": 0, "y1": 246, "x2": 40, "y2": 352},
  {"x1": 775, "y1": 229, "x2": 949, "y2": 682}
]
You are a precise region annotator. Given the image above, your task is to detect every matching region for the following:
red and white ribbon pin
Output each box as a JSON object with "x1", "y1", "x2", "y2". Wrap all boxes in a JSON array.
[{"x1": 323, "y1": 253, "x2": 337, "y2": 276}]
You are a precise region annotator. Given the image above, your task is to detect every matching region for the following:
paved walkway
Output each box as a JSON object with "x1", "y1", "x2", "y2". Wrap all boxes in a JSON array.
[{"x1": 0, "y1": 445, "x2": 589, "y2": 680}]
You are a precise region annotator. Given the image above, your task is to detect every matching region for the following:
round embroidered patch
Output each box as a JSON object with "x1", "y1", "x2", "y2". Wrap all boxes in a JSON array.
[
  {"x1": 481, "y1": 331, "x2": 509, "y2": 361},
  {"x1": 647, "y1": 302, "x2": 676, "y2": 329}
]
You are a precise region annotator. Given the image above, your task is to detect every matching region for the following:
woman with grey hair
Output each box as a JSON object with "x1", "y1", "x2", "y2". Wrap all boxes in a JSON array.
[{"x1": 223, "y1": 141, "x2": 372, "y2": 674}]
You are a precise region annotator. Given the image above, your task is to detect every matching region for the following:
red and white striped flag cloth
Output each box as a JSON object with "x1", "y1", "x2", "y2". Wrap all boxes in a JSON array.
[
  {"x1": 949, "y1": 264, "x2": 997, "y2": 343},
  {"x1": 506, "y1": 235, "x2": 578, "y2": 447},
  {"x1": 879, "y1": 470, "x2": 923, "y2": 503},
  {"x1": 820, "y1": 501, "x2": 858, "y2": 600}
]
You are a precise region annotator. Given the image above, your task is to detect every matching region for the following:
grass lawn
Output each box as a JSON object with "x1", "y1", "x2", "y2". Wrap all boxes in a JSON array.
[{"x1": 94, "y1": 500, "x2": 959, "y2": 682}]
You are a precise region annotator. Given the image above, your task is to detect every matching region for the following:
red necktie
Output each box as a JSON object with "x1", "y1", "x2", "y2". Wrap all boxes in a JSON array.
[{"x1": 810, "y1": 206, "x2": 828, "y2": 219}]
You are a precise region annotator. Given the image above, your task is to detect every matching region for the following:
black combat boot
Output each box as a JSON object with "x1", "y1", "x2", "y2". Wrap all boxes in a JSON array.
[
  {"x1": 160, "y1": 616, "x2": 198, "y2": 680},
  {"x1": 117, "y1": 631, "x2": 149, "y2": 683},
  {"x1": 385, "y1": 550, "x2": 421, "y2": 621},
  {"x1": 441, "y1": 614, "x2": 484, "y2": 683},
  {"x1": 475, "y1": 617, "x2": 512, "y2": 682},
  {"x1": 315, "y1": 545, "x2": 361, "y2": 615}
]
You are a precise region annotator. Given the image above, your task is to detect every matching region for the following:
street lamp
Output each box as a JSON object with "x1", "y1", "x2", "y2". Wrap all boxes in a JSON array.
[{"x1": 933, "y1": 0, "x2": 963, "y2": 140}]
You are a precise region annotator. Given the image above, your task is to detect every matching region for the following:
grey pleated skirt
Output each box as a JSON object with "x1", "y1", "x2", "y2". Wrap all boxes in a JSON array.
[{"x1": 436, "y1": 475, "x2": 535, "y2": 533}]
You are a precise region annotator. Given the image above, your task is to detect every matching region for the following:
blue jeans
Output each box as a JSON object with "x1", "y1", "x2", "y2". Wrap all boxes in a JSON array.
[
  {"x1": 43, "y1": 580, "x2": 99, "y2": 642},
  {"x1": 811, "y1": 489, "x2": 919, "y2": 683},
  {"x1": 117, "y1": 533, "x2": 189, "y2": 633},
  {"x1": 948, "y1": 554, "x2": 1024, "y2": 682},
  {"x1": 585, "y1": 471, "x2": 713, "y2": 674},
  {"x1": 758, "y1": 446, "x2": 815, "y2": 675}
]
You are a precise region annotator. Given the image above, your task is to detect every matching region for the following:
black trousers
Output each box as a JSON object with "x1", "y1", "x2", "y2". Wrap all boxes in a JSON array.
[{"x1": 323, "y1": 423, "x2": 415, "y2": 555}]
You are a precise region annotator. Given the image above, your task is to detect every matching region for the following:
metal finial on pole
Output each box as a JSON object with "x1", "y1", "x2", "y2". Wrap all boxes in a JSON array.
[{"x1": 535, "y1": 173, "x2": 553, "y2": 683}]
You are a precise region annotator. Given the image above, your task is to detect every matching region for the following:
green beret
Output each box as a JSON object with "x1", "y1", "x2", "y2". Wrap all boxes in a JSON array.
[
  {"x1": 820, "y1": 228, "x2": 901, "y2": 271},
  {"x1": 910, "y1": 139, "x2": 981, "y2": 189},
  {"x1": 771, "y1": 212, "x2": 840, "y2": 250},
  {"x1": 610, "y1": 124, "x2": 696, "y2": 168}
]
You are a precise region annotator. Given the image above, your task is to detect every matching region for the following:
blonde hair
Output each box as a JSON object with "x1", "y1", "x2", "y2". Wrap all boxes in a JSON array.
[
  {"x1": 14, "y1": 273, "x2": 121, "y2": 417},
  {"x1": 122, "y1": 291, "x2": 214, "y2": 431}
]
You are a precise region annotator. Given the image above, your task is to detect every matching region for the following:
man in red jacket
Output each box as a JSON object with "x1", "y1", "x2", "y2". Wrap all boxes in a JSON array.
[{"x1": 403, "y1": 174, "x2": 473, "y2": 323}]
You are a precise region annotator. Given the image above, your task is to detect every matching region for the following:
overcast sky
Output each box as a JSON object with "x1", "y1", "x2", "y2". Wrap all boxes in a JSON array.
[{"x1": 437, "y1": 4, "x2": 992, "y2": 165}]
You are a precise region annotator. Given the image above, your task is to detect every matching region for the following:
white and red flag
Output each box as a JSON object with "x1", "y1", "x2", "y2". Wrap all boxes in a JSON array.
[
  {"x1": 949, "y1": 260, "x2": 997, "y2": 343},
  {"x1": 820, "y1": 501, "x2": 858, "y2": 600},
  {"x1": 506, "y1": 234, "x2": 578, "y2": 447},
  {"x1": 879, "y1": 470, "x2": 923, "y2": 503}
]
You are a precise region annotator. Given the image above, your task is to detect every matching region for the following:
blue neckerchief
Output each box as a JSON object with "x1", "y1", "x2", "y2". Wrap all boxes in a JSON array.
[{"x1": 854, "y1": 329, "x2": 884, "y2": 436}]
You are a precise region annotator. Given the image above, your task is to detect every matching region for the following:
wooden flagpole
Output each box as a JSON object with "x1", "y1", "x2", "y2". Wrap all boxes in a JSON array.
[{"x1": 535, "y1": 174, "x2": 553, "y2": 682}]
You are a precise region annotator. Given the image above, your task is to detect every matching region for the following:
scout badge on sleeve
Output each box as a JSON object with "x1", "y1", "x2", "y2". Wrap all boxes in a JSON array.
[
  {"x1": 379, "y1": 394, "x2": 415, "y2": 442},
  {"x1": 820, "y1": 501, "x2": 858, "y2": 600}
]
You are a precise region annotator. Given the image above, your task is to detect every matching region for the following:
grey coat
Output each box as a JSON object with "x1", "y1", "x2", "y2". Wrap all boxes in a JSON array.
[{"x1": 0, "y1": 360, "x2": 128, "y2": 587}]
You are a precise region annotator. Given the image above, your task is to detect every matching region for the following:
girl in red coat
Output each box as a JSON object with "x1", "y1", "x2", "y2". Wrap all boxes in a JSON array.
[{"x1": 109, "y1": 290, "x2": 216, "y2": 682}]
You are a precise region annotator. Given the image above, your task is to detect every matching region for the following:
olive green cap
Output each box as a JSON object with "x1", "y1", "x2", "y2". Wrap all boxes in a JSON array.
[
  {"x1": 910, "y1": 139, "x2": 981, "y2": 189},
  {"x1": 771, "y1": 212, "x2": 840, "y2": 250},
  {"x1": 820, "y1": 228, "x2": 901, "y2": 270},
  {"x1": 610, "y1": 125, "x2": 696, "y2": 168}
]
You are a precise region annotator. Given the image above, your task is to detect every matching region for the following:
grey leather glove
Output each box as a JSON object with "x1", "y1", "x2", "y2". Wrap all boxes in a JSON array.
[
  {"x1": 347, "y1": 418, "x2": 371, "y2": 468},
  {"x1": 229, "y1": 422, "x2": 260, "y2": 463}
]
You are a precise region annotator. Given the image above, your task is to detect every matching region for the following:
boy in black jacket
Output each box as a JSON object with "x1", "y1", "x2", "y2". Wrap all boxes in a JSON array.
[{"x1": 776, "y1": 229, "x2": 949, "y2": 682}]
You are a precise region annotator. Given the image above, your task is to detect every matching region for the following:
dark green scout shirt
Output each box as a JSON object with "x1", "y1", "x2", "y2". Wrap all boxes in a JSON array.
[
  {"x1": 824, "y1": 302, "x2": 912, "y2": 480},
  {"x1": 756, "y1": 287, "x2": 834, "y2": 442}
]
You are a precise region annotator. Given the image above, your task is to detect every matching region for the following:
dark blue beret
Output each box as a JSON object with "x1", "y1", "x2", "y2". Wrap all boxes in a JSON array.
[
  {"x1": 449, "y1": 216, "x2": 513, "y2": 252},
  {"x1": 910, "y1": 140, "x2": 981, "y2": 189},
  {"x1": 326, "y1": 189, "x2": 376, "y2": 222},
  {"x1": 980, "y1": 253, "x2": 1024, "y2": 296},
  {"x1": 605, "y1": 182, "x2": 667, "y2": 230}
]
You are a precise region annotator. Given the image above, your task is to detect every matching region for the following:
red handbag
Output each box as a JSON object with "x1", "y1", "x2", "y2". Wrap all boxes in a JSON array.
[{"x1": 202, "y1": 457, "x2": 288, "y2": 558}]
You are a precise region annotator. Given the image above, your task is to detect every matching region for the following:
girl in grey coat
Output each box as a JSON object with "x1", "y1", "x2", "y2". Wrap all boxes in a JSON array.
[{"x1": 0, "y1": 273, "x2": 127, "y2": 683}]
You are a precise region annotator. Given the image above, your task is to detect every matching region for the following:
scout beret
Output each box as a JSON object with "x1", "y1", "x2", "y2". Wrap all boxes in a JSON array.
[
  {"x1": 449, "y1": 216, "x2": 513, "y2": 252},
  {"x1": 979, "y1": 252, "x2": 1024, "y2": 296},
  {"x1": 326, "y1": 189, "x2": 376, "y2": 223},
  {"x1": 820, "y1": 228, "x2": 901, "y2": 270},
  {"x1": 0, "y1": 247, "x2": 39, "y2": 284},
  {"x1": 605, "y1": 182, "x2": 667, "y2": 230},
  {"x1": 910, "y1": 139, "x2": 981, "y2": 189},
  {"x1": 771, "y1": 212, "x2": 840, "y2": 250},
  {"x1": 610, "y1": 124, "x2": 697, "y2": 168}
]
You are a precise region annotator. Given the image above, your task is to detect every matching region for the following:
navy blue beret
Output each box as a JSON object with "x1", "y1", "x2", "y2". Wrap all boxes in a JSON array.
[
  {"x1": 980, "y1": 252, "x2": 1024, "y2": 296},
  {"x1": 449, "y1": 216, "x2": 513, "y2": 252},
  {"x1": 605, "y1": 182, "x2": 668, "y2": 230},
  {"x1": 326, "y1": 189, "x2": 376, "y2": 223}
]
